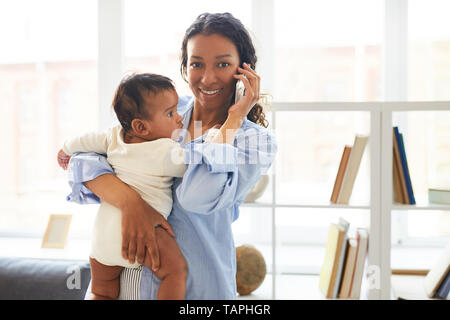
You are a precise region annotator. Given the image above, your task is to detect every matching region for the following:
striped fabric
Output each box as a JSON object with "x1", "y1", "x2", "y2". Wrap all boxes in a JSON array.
[{"x1": 118, "y1": 266, "x2": 143, "y2": 300}]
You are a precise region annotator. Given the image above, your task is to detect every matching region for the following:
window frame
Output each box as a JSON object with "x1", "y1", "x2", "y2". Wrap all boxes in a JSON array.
[{"x1": 0, "y1": 0, "x2": 448, "y2": 258}]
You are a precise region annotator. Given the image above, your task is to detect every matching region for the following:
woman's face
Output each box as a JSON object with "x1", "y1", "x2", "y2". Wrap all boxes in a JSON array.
[{"x1": 186, "y1": 33, "x2": 240, "y2": 111}]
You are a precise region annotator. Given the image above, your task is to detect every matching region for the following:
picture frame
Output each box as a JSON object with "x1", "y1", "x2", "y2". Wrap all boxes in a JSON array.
[{"x1": 41, "y1": 214, "x2": 72, "y2": 249}]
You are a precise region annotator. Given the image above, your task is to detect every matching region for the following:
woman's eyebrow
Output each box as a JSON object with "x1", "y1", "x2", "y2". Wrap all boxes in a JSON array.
[
  {"x1": 190, "y1": 54, "x2": 233, "y2": 60},
  {"x1": 215, "y1": 54, "x2": 232, "y2": 59}
]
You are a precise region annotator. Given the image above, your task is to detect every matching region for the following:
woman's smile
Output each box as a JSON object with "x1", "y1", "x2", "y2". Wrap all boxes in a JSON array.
[
  {"x1": 199, "y1": 88, "x2": 223, "y2": 95},
  {"x1": 198, "y1": 87, "x2": 224, "y2": 99}
]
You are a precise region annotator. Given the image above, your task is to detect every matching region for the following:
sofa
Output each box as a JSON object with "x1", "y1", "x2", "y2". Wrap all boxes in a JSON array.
[{"x1": 0, "y1": 257, "x2": 91, "y2": 300}]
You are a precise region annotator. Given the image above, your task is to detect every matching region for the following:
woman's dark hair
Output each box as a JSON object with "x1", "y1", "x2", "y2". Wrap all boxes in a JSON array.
[
  {"x1": 180, "y1": 12, "x2": 268, "y2": 128},
  {"x1": 112, "y1": 73, "x2": 175, "y2": 134}
]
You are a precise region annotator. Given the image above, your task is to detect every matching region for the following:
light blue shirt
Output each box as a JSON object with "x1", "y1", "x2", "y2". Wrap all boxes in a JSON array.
[{"x1": 67, "y1": 95, "x2": 277, "y2": 299}]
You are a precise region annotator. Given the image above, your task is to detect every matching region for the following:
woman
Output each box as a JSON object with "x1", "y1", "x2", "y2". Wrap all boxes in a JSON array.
[{"x1": 67, "y1": 12, "x2": 277, "y2": 299}]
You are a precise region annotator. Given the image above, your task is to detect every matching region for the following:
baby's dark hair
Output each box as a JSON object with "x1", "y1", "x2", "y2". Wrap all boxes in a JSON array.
[{"x1": 112, "y1": 73, "x2": 175, "y2": 134}]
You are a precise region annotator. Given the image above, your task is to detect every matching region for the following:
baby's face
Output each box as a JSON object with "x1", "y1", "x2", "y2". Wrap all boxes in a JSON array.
[{"x1": 145, "y1": 89, "x2": 183, "y2": 140}]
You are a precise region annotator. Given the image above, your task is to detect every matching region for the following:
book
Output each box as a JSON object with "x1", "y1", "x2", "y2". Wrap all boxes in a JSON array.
[
  {"x1": 435, "y1": 270, "x2": 450, "y2": 299},
  {"x1": 349, "y1": 228, "x2": 369, "y2": 299},
  {"x1": 319, "y1": 223, "x2": 346, "y2": 298},
  {"x1": 338, "y1": 238, "x2": 358, "y2": 299},
  {"x1": 336, "y1": 135, "x2": 369, "y2": 204},
  {"x1": 424, "y1": 242, "x2": 450, "y2": 298},
  {"x1": 392, "y1": 153, "x2": 404, "y2": 203},
  {"x1": 330, "y1": 146, "x2": 352, "y2": 203},
  {"x1": 393, "y1": 127, "x2": 415, "y2": 204},
  {"x1": 428, "y1": 188, "x2": 450, "y2": 205},
  {"x1": 399, "y1": 132, "x2": 416, "y2": 204},
  {"x1": 332, "y1": 217, "x2": 350, "y2": 298},
  {"x1": 393, "y1": 127, "x2": 409, "y2": 204},
  {"x1": 392, "y1": 128, "x2": 408, "y2": 204}
]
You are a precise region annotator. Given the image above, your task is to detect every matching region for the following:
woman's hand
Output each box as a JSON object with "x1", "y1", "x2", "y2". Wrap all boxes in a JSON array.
[
  {"x1": 83, "y1": 174, "x2": 175, "y2": 272},
  {"x1": 120, "y1": 193, "x2": 176, "y2": 272},
  {"x1": 57, "y1": 149, "x2": 71, "y2": 170},
  {"x1": 208, "y1": 63, "x2": 260, "y2": 145},
  {"x1": 228, "y1": 62, "x2": 261, "y2": 120}
]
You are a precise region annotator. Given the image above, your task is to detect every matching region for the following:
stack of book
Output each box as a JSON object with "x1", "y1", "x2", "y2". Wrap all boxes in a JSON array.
[
  {"x1": 330, "y1": 135, "x2": 369, "y2": 204},
  {"x1": 428, "y1": 188, "x2": 450, "y2": 205},
  {"x1": 392, "y1": 126, "x2": 416, "y2": 205},
  {"x1": 319, "y1": 218, "x2": 369, "y2": 299}
]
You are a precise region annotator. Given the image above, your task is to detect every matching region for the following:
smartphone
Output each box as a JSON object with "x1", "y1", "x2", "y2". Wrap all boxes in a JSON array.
[{"x1": 234, "y1": 79, "x2": 245, "y2": 103}]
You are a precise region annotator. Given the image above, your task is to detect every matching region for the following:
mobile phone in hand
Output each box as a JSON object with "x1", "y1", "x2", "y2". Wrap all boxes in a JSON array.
[{"x1": 234, "y1": 80, "x2": 245, "y2": 103}]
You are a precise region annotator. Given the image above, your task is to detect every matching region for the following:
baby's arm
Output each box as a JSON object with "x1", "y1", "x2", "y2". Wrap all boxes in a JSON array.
[
  {"x1": 57, "y1": 128, "x2": 112, "y2": 170},
  {"x1": 62, "y1": 129, "x2": 111, "y2": 155}
]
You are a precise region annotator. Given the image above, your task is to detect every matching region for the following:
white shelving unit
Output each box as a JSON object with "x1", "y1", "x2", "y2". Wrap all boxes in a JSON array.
[{"x1": 243, "y1": 101, "x2": 450, "y2": 300}]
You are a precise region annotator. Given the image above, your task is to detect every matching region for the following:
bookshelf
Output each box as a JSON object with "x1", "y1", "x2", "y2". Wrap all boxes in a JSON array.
[{"x1": 238, "y1": 101, "x2": 450, "y2": 300}]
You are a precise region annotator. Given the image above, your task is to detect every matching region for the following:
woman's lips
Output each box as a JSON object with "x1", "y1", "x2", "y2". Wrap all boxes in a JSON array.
[{"x1": 199, "y1": 88, "x2": 223, "y2": 97}]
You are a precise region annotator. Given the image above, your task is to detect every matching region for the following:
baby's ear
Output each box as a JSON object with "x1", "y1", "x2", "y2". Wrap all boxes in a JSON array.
[{"x1": 131, "y1": 118, "x2": 151, "y2": 135}]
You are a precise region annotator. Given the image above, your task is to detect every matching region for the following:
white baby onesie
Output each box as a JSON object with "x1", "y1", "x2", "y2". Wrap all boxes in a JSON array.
[{"x1": 63, "y1": 125, "x2": 187, "y2": 268}]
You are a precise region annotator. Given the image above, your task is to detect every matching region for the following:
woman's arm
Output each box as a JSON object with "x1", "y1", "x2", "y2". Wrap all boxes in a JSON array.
[
  {"x1": 83, "y1": 174, "x2": 175, "y2": 271},
  {"x1": 66, "y1": 153, "x2": 174, "y2": 272},
  {"x1": 177, "y1": 129, "x2": 277, "y2": 215}
]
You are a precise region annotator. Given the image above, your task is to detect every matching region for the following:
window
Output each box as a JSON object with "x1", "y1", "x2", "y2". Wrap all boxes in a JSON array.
[
  {"x1": 389, "y1": 0, "x2": 450, "y2": 252},
  {"x1": 273, "y1": 0, "x2": 383, "y2": 102},
  {"x1": 0, "y1": 2, "x2": 448, "y2": 281},
  {"x1": 124, "y1": 0, "x2": 252, "y2": 96},
  {"x1": 0, "y1": 0, "x2": 98, "y2": 237},
  {"x1": 408, "y1": 0, "x2": 450, "y2": 101}
]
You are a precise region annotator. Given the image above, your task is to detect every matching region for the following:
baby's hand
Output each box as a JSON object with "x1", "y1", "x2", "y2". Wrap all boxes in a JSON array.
[{"x1": 57, "y1": 149, "x2": 71, "y2": 170}]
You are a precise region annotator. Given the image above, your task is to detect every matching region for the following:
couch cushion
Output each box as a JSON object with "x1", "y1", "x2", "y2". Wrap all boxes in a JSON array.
[{"x1": 0, "y1": 257, "x2": 91, "y2": 300}]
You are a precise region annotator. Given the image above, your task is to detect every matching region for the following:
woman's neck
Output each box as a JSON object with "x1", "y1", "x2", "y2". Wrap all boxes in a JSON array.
[{"x1": 191, "y1": 101, "x2": 229, "y2": 130}]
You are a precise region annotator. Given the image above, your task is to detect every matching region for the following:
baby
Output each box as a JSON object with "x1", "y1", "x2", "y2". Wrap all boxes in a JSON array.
[{"x1": 58, "y1": 73, "x2": 196, "y2": 300}]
